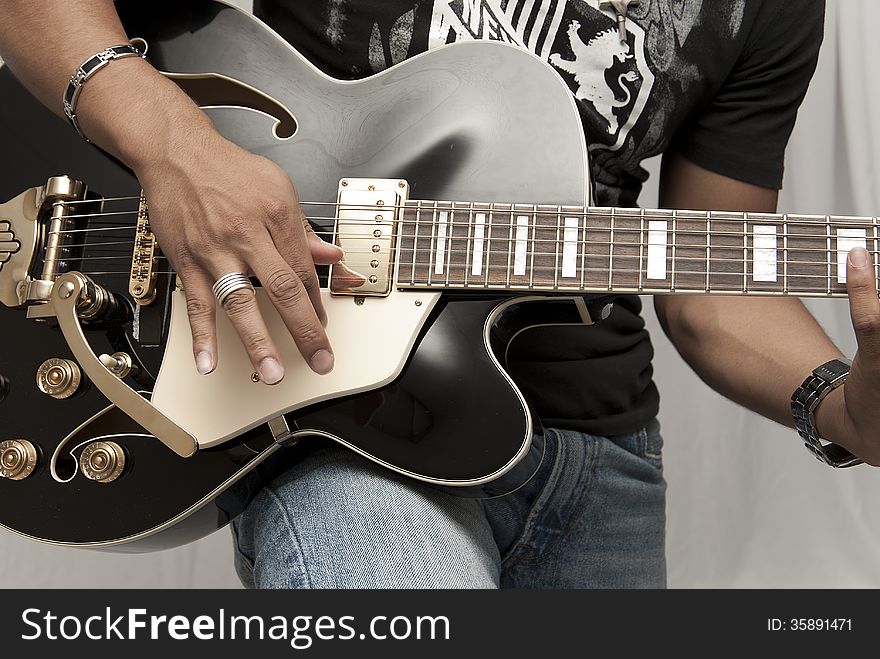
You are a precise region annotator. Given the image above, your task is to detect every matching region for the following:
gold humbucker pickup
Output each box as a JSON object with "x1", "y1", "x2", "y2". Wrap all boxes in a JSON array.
[
  {"x1": 129, "y1": 193, "x2": 158, "y2": 305},
  {"x1": 329, "y1": 178, "x2": 408, "y2": 297}
]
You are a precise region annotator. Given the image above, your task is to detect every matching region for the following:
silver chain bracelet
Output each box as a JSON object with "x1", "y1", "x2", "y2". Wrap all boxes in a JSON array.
[{"x1": 62, "y1": 42, "x2": 146, "y2": 142}]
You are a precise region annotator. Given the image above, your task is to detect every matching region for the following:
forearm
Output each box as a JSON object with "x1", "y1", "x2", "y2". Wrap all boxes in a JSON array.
[
  {"x1": 0, "y1": 0, "x2": 212, "y2": 168},
  {"x1": 655, "y1": 296, "x2": 846, "y2": 438},
  {"x1": 655, "y1": 151, "x2": 850, "y2": 448}
]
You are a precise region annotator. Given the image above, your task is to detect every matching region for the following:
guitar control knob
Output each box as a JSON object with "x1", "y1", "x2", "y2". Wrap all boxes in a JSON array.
[
  {"x1": 79, "y1": 441, "x2": 125, "y2": 483},
  {"x1": 36, "y1": 358, "x2": 82, "y2": 399},
  {"x1": 0, "y1": 439, "x2": 38, "y2": 480}
]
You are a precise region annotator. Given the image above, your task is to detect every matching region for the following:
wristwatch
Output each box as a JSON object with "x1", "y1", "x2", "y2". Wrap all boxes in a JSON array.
[{"x1": 790, "y1": 358, "x2": 863, "y2": 468}]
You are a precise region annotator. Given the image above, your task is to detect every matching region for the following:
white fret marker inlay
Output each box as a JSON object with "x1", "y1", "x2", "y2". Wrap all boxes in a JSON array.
[
  {"x1": 472, "y1": 213, "x2": 486, "y2": 276},
  {"x1": 434, "y1": 211, "x2": 448, "y2": 276},
  {"x1": 753, "y1": 225, "x2": 778, "y2": 282},
  {"x1": 562, "y1": 217, "x2": 579, "y2": 278},
  {"x1": 837, "y1": 228, "x2": 867, "y2": 283},
  {"x1": 514, "y1": 215, "x2": 529, "y2": 276},
  {"x1": 647, "y1": 220, "x2": 668, "y2": 280}
]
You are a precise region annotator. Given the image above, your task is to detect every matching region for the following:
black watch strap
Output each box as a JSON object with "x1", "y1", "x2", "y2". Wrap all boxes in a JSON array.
[{"x1": 791, "y1": 358, "x2": 862, "y2": 468}]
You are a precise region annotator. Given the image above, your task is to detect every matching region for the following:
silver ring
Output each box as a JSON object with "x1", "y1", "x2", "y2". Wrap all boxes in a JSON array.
[{"x1": 212, "y1": 272, "x2": 255, "y2": 308}]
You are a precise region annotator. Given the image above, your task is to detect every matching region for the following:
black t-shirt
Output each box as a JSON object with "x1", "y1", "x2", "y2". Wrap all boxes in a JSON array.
[{"x1": 254, "y1": 0, "x2": 824, "y2": 435}]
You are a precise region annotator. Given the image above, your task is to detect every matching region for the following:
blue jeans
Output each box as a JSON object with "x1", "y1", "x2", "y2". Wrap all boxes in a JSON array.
[{"x1": 232, "y1": 421, "x2": 667, "y2": 588}]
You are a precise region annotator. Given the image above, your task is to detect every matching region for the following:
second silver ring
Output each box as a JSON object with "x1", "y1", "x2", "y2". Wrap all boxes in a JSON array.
[{"x1": 212, "y1": 272, "x2": 256, "y2": 308}]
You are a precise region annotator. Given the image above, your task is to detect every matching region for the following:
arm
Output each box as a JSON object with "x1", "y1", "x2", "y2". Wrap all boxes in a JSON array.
[
  {"x1": 654, "y1": 151, "x2": 880, "y2": 465},
  {"x1": 0, "y1": 1, "x2": 342, "y2": 381}
]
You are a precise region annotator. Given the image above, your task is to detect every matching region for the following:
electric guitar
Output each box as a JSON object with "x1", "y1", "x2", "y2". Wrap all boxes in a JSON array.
[{"x1": 0, "y1": 0, "x2": 873, "y2": 551}]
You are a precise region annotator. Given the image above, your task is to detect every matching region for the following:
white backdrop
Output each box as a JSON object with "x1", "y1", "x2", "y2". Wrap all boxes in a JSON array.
[{"x1": 2, "y1": 0, "x2": 878, "y2": 588}]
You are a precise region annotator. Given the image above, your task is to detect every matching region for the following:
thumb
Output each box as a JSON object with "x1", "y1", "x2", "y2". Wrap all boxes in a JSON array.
[{"x1": 846, "y1": 246, "x2": 880, "y2": 360}]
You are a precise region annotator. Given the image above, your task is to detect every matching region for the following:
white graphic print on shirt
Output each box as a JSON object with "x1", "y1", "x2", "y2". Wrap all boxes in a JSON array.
[{"x1": 426, "y1": 0, "x2": 654, "y2": 152}]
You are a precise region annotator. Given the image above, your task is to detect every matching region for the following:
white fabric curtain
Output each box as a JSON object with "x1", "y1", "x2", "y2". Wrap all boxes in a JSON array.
[
  {"x1": 645, "y1": 0, "x2": 880, "y2": 587},
  {"x1": 2, "y1": 0, "x2": 878, "y2": 588}
]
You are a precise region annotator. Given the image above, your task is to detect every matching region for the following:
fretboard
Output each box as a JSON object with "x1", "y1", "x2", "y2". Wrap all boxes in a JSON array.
[{"x1": 395, "y1": 201, "x2": 878, "y2": 297}]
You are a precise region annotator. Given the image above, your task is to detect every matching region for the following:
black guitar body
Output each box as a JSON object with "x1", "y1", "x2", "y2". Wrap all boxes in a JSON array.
[{"x1": 0, "y1": 0, "x2": 595, "y2": 550}]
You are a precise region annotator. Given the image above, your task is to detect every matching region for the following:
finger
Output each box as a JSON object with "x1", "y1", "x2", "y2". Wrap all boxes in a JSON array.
[
  {"x1": 303, "y1": 219, "x2": 344, "y2": 265},
  {"x1": 212, "y1": 264, "x2": 285, "y2": 385},
  {"x1": 846, "y1": 246, "x2": 880, "y2": 359},
  {"x1": 179, "y1": 269, "x2": 218, "y2": 375},
  {"x1": 268, "y1": 219, "x2": 329, "y2": 327},
  {"x1": 250, "y1": 248, "x2": 334, "y2": 375}
]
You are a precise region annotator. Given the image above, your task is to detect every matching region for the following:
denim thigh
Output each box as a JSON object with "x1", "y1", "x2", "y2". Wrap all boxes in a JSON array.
[
  {"x1": 484, "y1": 421, "x2": 667, "y2": 588},
  {"x1": 232, "y1": 421, "x2": 666, "y2": 589}
]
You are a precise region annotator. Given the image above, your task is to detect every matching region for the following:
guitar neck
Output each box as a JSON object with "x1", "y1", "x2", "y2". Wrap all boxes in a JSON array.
[{"x1": 395, "y1": 201, "x2": 878, "y2": 297}]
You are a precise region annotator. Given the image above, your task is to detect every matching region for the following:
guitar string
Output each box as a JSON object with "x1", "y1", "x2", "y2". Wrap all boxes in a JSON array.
[
  {"x1": 57, "y1": 196, "x2": 880, "y2": 224},
  {"x1": 51, "y1": 220, "x2": 880, "y2": 243},
  {"x1": 58, "y1": 249, "x2": 880, "y2": 268},
  {"x1": 50, "y1": 232, "x2": 880, "y2": 259},
  {"x1": 74, "y1": 264, "x2": 859, "y2": 283},
  {"x1": 47, "y1": 228, "x2": 880, "y2": 266},
  {"x1": 52, "y1": 201, "x2": 879, "y2": 232},
  {"x1": 48, "y1": 239, "x2": 880, "y2": 265},
  {"x1": 48, "y1": 231, "x2": 880, "y2": 259}
]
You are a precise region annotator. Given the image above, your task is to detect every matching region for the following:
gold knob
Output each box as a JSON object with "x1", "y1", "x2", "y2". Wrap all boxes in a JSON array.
[
  {"x1": 36, "y1": 358, "x2": 81, "y2": 399},
  {"x1": 0, "y1": 439, "x2": 38, "y2": 480},
  {"x1": 80, "y1": 441, "x2": 125, "y2": 483}
]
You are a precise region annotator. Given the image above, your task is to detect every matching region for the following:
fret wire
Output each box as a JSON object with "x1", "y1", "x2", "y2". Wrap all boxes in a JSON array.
[
  {"x1": 608, "y1": 207, "x2": 615, "y2": 291},
  {"x1": 742, "y1": 215, "x2": 748, "y2": 294},
  {"x1": 554, "y1": 205, "x2": 562, "y2": 290},
  {"x1": 874, "y1": 216, "x2": 879, "y2": 292},
  {"x1": 705, "y1": 211, "x2": 712, "y2": 293},
  {"x1": 411, "y1": 200, "x2": 421, "y2": 285},
  {"x1": 579, "y1": 208, "x2": 588, "y2": 292},
  {"x1": 783, "y1": 214, "x2": 789, "y2": 294},
  {"x1": 529, "y1": 205, "x2": 537, "y2": 289},
  {"x1": 464, "y1": 202, "x2": 474, "y2": 288},
  {"x1": 671, "y1": 209, "x2": 678, "y2": 291},
  {"x1": 427, "y1": 201, "x2": 437, "y2": 286},
  {"x1": 826, "y1": 216, "x2": 832, "y2": 295},
  {"x1": 505, "y1": 206, "x2": 513, "y2": 290},
  {"x1": 485, "y1": 204, "x2": 494, "y2": 288},
  {"x1": 444, "y1": 205, "x2": 453, "y2": 289},
  {"x1": 638, "y1": 208, "x2": 645, "y2": 292}
]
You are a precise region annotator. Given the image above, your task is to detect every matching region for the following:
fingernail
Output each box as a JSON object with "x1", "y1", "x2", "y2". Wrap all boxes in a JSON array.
[
  {"x1": 310, "y1": 349, "x2": 334, "y2": 375},
  {"x1": 196, "y1": 351, "x2": 214, "y2": 375},
  {"x1": 259, "y1": 357, "x2": 284, "y2": 385},
  {"x1": 849, "y1": 247, "x2": 869, "y2": 268}
]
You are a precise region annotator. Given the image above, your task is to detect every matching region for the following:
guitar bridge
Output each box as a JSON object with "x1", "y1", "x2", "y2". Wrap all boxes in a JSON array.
[
  {"x1": 329, "y1": 178, "x2": 408, "y2": 297},
  {"x1": 128, "y1": 193, "x2": 159, "y2": 305}
]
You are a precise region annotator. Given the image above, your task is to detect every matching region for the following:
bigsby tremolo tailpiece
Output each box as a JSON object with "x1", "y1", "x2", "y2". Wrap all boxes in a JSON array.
[
  {"x1": 0, "y1": 176, "x2": 86, "y2": 310},
  {"x1": 1, "y1": 178, "x2": 198, "y2": 457}
]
